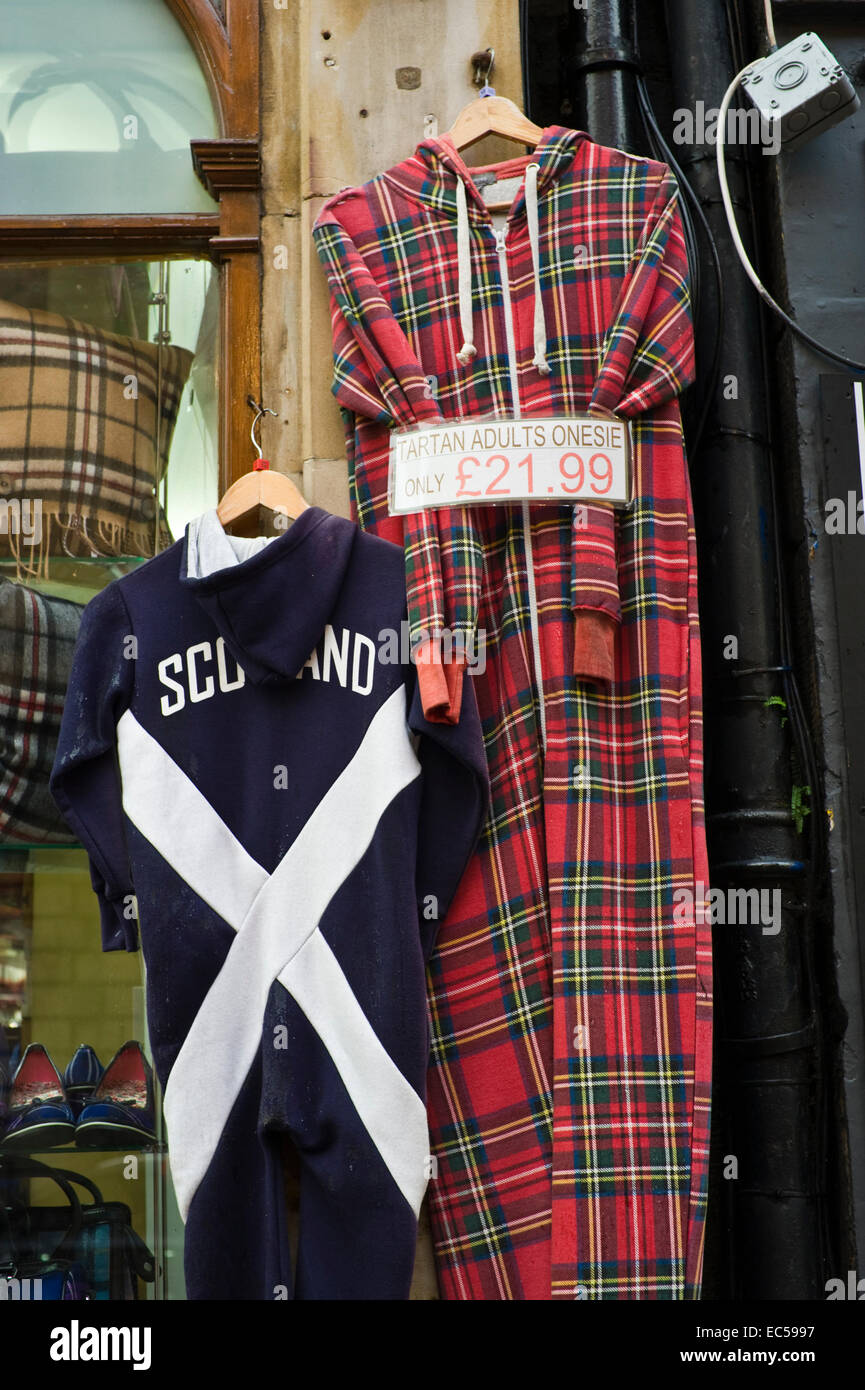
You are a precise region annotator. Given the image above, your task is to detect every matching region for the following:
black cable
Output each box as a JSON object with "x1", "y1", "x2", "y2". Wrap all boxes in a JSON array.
[
  {"x1": 520, "y1": 0, "x2": 532, "y2": 120},
  {"x1": 634, "y1": 73, "x2": 726, "y2": 463},
  {"x1": 635, "y1": 80, "x2": 702, "y2": 324},
  {"x1": 760, "y1": 293, "x2": 865, "y2": 375}
]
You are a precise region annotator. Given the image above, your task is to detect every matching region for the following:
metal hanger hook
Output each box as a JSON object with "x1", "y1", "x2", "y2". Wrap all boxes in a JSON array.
[
  {"x1": 471, "y1": 47, "x2": 495, "y2": 94},
  {"x1": 247, "y1": 395, "x2": 277, "y2": 459}
]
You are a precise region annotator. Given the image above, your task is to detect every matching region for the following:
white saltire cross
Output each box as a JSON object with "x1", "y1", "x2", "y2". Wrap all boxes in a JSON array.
[{"x1": 115, "y1": 686, "x2": 430, "y2": 1221}]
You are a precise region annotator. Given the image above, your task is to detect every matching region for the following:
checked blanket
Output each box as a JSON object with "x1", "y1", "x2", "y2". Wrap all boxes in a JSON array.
[
  {"x1": 0, "y1": 578, "x2": 81, "y2": 844},
  {"x1": 0, "y1": 298, "x2": 192, "y2": 578},
  {"x1": 314, "y1": 126, "x2": 713, "y2": 1300}
]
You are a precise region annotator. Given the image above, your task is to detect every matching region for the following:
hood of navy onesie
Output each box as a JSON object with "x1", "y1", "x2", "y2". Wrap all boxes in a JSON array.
[
  {"x1": 51, "y1": 501, "x2": 490, "y2": 962},
  {"x1": 181, "y1": 505, "x2": 356, "y2": 684}
]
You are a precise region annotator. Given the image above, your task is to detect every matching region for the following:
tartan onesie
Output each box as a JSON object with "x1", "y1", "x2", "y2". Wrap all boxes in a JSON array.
[{"x1": 313, "y1": 126, "x2": 713, "y2": 1300}]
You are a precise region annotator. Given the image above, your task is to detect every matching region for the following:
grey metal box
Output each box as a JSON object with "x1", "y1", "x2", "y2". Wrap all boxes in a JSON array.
[{"x1": 741, "y1": 31, "x2": 860, "y2": 153}]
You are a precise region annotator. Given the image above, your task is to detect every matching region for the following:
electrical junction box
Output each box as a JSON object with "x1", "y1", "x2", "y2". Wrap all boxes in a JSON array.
[{"x1": 740, "y1": 32, "x2": 860, "y2": 153}]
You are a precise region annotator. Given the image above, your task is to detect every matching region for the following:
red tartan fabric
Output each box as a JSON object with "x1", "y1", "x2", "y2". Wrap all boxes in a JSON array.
[
  {"x1": 573, "y1": 611, "x2": 617, "y2": 685},
  {"x1": 415, "y1": 639, "x2": 465, "y2": 726},
  {"x1": 314, "y1": 126, "x2": 713, "y2": 1300}
]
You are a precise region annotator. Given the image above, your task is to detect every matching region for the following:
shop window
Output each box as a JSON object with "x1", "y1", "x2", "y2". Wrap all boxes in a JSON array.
[
  {"x1": 0, "y1": 0, "x2": 219, "y2": 214},
  {"x1": 0, "y1": 0, "x2": 261, "y2": 1302}
]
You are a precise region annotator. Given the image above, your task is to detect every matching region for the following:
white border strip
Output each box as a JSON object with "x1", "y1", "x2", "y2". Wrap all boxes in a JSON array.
[{"x1": 854, "y1": 380, "x2": 865, "y2": 513}]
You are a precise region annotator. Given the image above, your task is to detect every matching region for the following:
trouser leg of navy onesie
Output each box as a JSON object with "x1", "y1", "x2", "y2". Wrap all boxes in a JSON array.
[{"x1": 182, "y1": 980, "x2": 420, "y2": 1300}]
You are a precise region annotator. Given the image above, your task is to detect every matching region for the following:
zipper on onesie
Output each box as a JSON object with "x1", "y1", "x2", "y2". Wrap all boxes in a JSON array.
[{"x1": 493, "y1": 223, "x2": 547, "y2": 756}]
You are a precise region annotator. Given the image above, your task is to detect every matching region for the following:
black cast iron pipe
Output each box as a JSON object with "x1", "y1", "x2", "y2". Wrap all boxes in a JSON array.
[
  {"x1": 568, "y1": 0, "x2": 643, "y2": 153},
  {"x1": 664, "y1": 0, "x2": 822, "y2": 1300}
]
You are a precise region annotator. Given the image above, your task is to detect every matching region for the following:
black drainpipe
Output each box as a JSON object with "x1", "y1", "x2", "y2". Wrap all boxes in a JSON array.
[
  {"x1": 569, "y1": 0, "x2": 642, "y2": 153},
  {"x1": 662, "y1": 0, "x2": 824, "y2": 1298}
]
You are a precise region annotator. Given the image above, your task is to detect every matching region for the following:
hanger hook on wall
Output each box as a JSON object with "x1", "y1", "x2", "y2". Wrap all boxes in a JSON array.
[
  {"x1": 471, "y1": 47, "x2": 496, "y2": 97},
  {"x1": 247, "y1": 395, "x2": 277, "y2": 459}
]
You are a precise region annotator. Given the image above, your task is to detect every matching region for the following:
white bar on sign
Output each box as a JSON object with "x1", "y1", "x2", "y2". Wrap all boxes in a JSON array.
[{"x1": 388, "y1": 415, "x2": 630, "y2": 515}]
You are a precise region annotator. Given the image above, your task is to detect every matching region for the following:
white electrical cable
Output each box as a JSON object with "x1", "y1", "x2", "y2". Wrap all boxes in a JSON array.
[
  {"x1": 715, "y1": 65, "x2": 774, "y2": 307},
  {"x1": 715, "y1": 66, "x2": 865, "y2": 373},
  {"x1": 763, "y1": 0, "x2": 777, "y2": 51}
]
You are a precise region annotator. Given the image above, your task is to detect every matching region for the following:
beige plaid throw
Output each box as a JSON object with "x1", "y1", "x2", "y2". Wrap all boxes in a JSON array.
[{"x1": 0, "y1": 297, "x2": 193, "y2": 577}]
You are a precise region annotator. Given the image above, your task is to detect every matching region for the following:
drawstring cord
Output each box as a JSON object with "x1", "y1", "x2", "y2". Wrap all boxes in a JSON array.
[
  {"x1": 455, "y1": 177, "x2": 477, "y2": 365},
  {"x1": 524, "y1": 162, "x2": 550, "y2": 376},
  {"x1": 454, "y1": 161, "x2": 550, "y2": 375}
]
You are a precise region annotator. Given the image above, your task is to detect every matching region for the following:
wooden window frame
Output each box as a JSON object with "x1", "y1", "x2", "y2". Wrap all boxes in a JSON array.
[{"x1": 0, "y1": 0, "x2": 261, "y2": 490}]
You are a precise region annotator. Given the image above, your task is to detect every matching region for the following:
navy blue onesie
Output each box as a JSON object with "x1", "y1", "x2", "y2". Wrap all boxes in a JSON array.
[{"x1": 51, "y1": 506, "x2": 488, "y2": 1300}]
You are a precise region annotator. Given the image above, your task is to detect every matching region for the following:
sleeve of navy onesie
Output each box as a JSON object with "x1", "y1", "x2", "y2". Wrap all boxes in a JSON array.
[{"x1": 50, "y1": 581, "x2": 138, "y2": 953}]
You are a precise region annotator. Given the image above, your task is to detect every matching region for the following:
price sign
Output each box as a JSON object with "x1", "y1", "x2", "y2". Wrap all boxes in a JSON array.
[{"x1": 388, "y1": 415, "x2": 631, "y2": 516}]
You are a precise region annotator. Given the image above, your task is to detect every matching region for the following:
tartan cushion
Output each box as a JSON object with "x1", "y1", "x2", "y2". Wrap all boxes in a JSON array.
[
  {"x1": 0, "y1": 577, "x2": 83, "y2": 844},
  {"x1": 0, "y1": 298, "x2": 193, "y2": 574}
]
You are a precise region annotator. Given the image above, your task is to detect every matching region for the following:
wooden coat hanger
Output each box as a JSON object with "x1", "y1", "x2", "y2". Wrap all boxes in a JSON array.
[
  {"x1": 447, "y1": 95, "x2": 543, "y2": 155},
  {"x1": 217, "y1": 398, "x2": 309, "y2": 534},
  {"x1": 445, "y1": 50, "x2": 543, "y2": 210}
]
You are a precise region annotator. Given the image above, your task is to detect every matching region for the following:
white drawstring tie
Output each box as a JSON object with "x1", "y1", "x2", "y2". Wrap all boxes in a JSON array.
[
  {"x1": 453, "y1": 160, "x2": 550, "y2": 375},
  {"x1": 455, "y1": 177, "x2": 477, "y2": 365},
  {"x1": 524, "y1": 162, "x2": 550, "y2": 376}
]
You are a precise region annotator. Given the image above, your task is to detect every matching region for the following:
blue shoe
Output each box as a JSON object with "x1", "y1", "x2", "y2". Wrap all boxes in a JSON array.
[
  {"x1": 63, "y1": 1044, "x2": 104, "y2": 1118},
  {"x1": 2, "y1": 1043, "x2": 76, "y2": 1150},
  {"x1": 75, "y1": 1041, "x2": 156, "y2": 1149}
]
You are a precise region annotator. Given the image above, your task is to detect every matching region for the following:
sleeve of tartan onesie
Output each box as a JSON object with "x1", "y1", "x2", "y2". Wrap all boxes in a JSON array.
[
  {"x1": 406, "y1": 657, "x2": 490, "y2": 959},
  {"x1": 580, "y1": 166, "x2": 696, "y2": 676},
  {"x1": 49, "y1": 582, "x2": 138, "y2": 952},
  {"x1": 313, "y1": 198, "x2": 476, "y2": 725}
]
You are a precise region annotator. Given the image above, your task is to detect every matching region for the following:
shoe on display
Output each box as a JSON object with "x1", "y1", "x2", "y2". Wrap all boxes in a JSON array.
[
  {"x1": 1, "y1": 1043, "x2": 76, "y2": 1150},
  {"x1": 63, "y1": 1043, "x2": 104, "y2": 1118},
  {"x1": 75, "y1": 1041, "x2": 156, "y2": 1149}
]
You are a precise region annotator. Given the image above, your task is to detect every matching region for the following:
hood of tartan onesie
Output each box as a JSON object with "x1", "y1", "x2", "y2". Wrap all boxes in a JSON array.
[{"x1": 314, "y1": 125, "x2": 713, "y2": 1300}]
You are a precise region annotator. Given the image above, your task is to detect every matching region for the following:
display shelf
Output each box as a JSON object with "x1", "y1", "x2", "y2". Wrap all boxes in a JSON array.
[
  {"x1": 0, "y1": 1145, "x2": 166, "y2": 1157},
  {"x1": 0, "y1": 555, "x2": 149, "y2": 605},
  {"x1": 0, "y1": 843, "x2": 83, "y2": 856},
  {"x1": 0, "y1": 557, "x2": 148, "y2": 568}
]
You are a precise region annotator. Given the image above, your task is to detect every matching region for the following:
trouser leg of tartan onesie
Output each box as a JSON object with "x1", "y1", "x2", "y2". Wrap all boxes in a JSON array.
[
  {"x1": 424, "y1": 495, "x2": 712, "y2": 1300},
  {"x1": 425, "y1": 506, "x2": 555, "y2": 1300}
]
